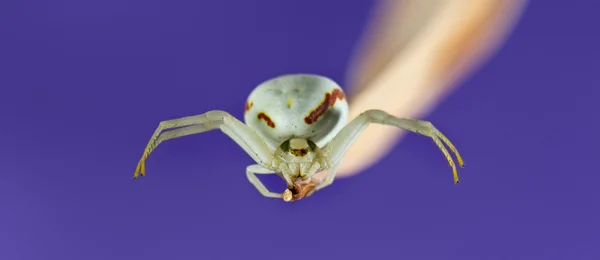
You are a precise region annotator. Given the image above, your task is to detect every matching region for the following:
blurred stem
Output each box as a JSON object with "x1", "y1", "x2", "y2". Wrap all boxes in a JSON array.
[{"x1": 321, "y1": 0, "x2": 528, "y2": 179}]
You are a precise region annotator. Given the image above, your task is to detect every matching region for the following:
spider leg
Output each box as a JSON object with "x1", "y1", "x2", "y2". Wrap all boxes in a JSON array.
[
  {"x1": 246, "y1": 164, "x2": 283, "y2": 199},
  {"x1": 134, "y1": 110, "x2": 273, "y2": 179},
  {"x1": 314, "y1": 161, "x2": 342, "y2": 192},
  {"x1": 323, "y1": 109, "x2": 464, "y2": 183}
]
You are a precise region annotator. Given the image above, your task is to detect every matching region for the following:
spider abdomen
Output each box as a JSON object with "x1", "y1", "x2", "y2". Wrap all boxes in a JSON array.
[{"x1": 244, "y1": 74, "x2": 349, "y2": 149}]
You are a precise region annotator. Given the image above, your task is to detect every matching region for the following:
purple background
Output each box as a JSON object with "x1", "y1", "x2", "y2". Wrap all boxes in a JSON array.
[{"x1": 2, "y1": 0, "x2": 599, "y2": 259}]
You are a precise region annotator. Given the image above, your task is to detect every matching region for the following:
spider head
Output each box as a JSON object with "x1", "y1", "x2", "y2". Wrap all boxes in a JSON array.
[{"x1": 276, "y1": 138, "x2": 325, "y2": 197}]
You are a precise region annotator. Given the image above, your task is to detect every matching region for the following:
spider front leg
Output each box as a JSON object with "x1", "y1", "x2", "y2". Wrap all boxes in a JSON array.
[
  {"x1": 314, "y1": 161, "x2": 342, "y2": 192},
  {"x1": 322, "y1": 109, "x2": 465, "y2": 184},
  {"x1": 246, "y1": 164, "x2": 285, "y2": 199},
  {"x1": 134, "y1": 110, "x2": 273, "y2": 179}
]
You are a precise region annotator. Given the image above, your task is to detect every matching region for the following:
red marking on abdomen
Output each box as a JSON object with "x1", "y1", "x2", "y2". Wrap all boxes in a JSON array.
[
  {"x1": 244, "y1": 101, "x2": 253, "y2": 114},
  {"x1": 304, "y1": 88, "x2": 345, "y2": 124},
  {"x1": 257, "y1": 112, "x2": 276, "y2": 128}
]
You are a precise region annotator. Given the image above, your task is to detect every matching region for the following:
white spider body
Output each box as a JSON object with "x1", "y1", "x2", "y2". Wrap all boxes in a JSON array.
[
  {"x1": 243, "y1": 74, "x2": 349, "y2": 149},
  {"x1": 134, "y1": 74, "x2": 464, "y2": 202}
]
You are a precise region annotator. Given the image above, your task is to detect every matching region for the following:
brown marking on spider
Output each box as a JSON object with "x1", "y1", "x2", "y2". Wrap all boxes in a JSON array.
[
  {"x1": 257, "y1": 112, "x2": 276, "y2": 128},
  {"x1": 290, "y1": 148, "x2": 309, "y2": 157},
  {"x1": 244, "y1": 101, "x2": 253, "y2": 114},
  {"x1": 304, "y1": 88, "x2": 346, "y2": 124}
]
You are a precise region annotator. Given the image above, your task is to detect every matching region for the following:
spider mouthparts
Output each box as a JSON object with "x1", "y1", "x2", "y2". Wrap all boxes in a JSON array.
[{"x1": 282, "y1": 189, "x2": 293, "y2": 202}]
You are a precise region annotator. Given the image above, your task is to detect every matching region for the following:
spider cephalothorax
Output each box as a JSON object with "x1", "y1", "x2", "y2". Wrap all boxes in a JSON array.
[{"x1": 133, "y1": 74, "x2": 464, "y2": 202}]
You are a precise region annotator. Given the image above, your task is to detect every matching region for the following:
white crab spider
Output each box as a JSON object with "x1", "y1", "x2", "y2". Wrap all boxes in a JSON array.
[{"x1": 133, "y1": 74, "x2": 464, "y2": 202}]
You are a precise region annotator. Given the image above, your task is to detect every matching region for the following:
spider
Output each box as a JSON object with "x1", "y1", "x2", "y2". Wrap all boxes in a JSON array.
[{"x1": 133, "y1": 74, "x2": 464, "y2": 202}]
